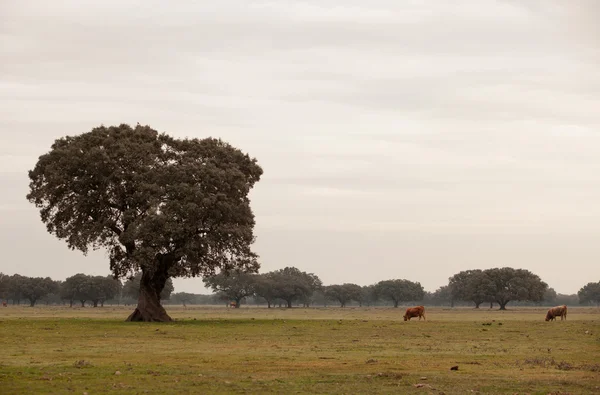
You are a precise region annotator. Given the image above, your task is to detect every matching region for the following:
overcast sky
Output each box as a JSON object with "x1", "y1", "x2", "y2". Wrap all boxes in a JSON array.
[{"x1": 1, "y1": 0, "x2": 599, "y2": 295}]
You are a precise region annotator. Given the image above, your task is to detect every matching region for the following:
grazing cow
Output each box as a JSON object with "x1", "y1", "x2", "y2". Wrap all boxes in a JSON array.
[
  {"x1": 2, "y1": 301, "x2": 6, "y2": 307},
  {"x1": 545, "y1": 305, "x2": 567, "y2": 321},
  {"x1": 403, "y1": 305, "x2": 426, "y2": 321},
  {"x1": 229, "y1": 301, "x2": 237, "y2": 308}
]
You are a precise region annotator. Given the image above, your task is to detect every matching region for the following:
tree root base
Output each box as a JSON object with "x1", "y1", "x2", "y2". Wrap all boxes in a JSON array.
[{"x1": 126, "y1": 308, "x2": 173, "y2": 322}]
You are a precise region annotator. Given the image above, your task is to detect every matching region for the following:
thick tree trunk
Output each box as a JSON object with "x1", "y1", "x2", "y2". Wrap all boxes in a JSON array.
[
  {"x1": 93, "y1": 300, "x2": 98, "y2": 307},
  {"x1": 286, "y1": 300, "x2": 292, "y2": 308},
  {"x1": 234, "y1": 299, "x2": 241, "y2": 308},
  {"x1": 393, "y1": 300, "x2": 399, "y2": 308},
  {"x1": 80, "y1": 300, "x2": 86, "y2": 307},
  {"x1": 69, "y1": 300, "x2": 73, "y2": 308},
  {"x1": 126, "y1": 263, "x2": 172, "y2": 322},
  {"x1": 490, "y1": 302, "x2": 494, "y2": 309},
  {"x1": 267, "y1": 301, "x2": 271, "y2": 308},
  {"x1": 474, "y1": 302, "x2": 481, "y2": 309},
  {"x1": 29, "y1": 299, "x2": 36, "y2": 307},
  {"x1": 498, "y1": 301, "x2": 508, "y2": 310}
]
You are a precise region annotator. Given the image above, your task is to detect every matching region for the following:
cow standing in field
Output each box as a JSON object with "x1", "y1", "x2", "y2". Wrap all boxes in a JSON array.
[
  {"x1": 403, "y1": 305, "x2": 426, "y2": 321},
  {"x1": 545, "y1": 305, "x2": 567, "y2": 321},
  {"x1": 2, "y1": 301, "x2": 6, "y2": 307}
]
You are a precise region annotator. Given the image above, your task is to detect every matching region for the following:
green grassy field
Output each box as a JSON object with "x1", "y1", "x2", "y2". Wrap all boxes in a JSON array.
[{"x1": 1, "y1": 306, "x2": 598, "y2": 394}]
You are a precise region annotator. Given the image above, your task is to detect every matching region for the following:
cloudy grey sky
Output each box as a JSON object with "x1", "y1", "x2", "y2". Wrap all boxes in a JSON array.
[{"x1": 1, "y1": 0, "x2": 599, "y2": 295}]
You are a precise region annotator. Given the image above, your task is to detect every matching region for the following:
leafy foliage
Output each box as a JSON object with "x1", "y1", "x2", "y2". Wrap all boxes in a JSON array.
[
  {"x1": 427, "y1": 285, "x2": 453, "y2": 306},
  {"x1": 61, "y1": 273, "x2": 92, "y2": 306},
  {"x1": 60, "y1": 274, "x2": 122, "y2": 307},
  {"x1": 18, "y1": 277, "x2": 59, "y2": 307},
  {"x1": 448, "y1": 269, "x2": 495, "y2": 308},
  {"x1": 323, "y1": 284, "x2": 363, "y2": 307},
  {"x1": 360, "y1": 285, "x2": 378, "y2": 307},
  {"x1": 253, "y1": 274, "x2": 281, "y2": 308},
  {"x1": 170, "y1": 292, "x2": 199, "y2": 306},
  {"x1": 27, "y1": 124, "x2": 262, "y2": 321},
  {"x1": 373, "y1": 279, "x2": 424, "y2": 307},
  {"x1": 0, "y1": 272, "x2": 9, "y2": 300},
  {"x1": 578, "y1": 281, "x2": 600, "y2": 306},
  {"x1": 543, "y1": 287, "x2": 558, "y2": 304},
  {"x1": 203, "y1": 271, "x2": 257, "y2": 307},
  {"x1": 266, "y1": 267, "x2": 322, "y2": 308},
  {"x1": 483, "y1": 267, "x2": 548, "y2": 310}
]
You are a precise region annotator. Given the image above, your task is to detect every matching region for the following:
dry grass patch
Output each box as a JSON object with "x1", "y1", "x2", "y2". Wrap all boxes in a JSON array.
[{"x1": 0, "y1": 306, "x2": 598, "y2": 394}]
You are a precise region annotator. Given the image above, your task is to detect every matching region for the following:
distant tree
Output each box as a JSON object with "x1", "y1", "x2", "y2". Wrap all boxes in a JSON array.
[
  {"x1": 41, "y1": 291, "x2": 63, "y2": 305},
  {"x1": 323, "y1": 284, "x2": 362, "y2": 307},
  {"x1": 429, "y1": 285, "x2": 454, "y2": 307},
  {"x1": 82, "y1": 276, "x2": 122, "y2": 307},
  {"x1": 268, "y1": 267, "x2": 322, "y2": 308},
  {"x1": 578, "y1": 281, "x2": 600, "y2": 306},
  {"x1": 19, "y1": 277, "x2": 59, "y2": 307},
  {"x1": 27, "y1": 124, "x2": 263, "y2": 321},
  {"x1": 0, "y1": 272, "x2": 9, "y2": 301},
  {"x1": 7, "y1": 274, "x2": 27, "y2": 305},
  {"x1": 483, "y1": 267, "x2": 547, "y2": 310},
  {"x1": 374, "y1": 279, "x2": 425, "y2": 308},
  {"x1": 203, "y1": 271, "x2": 257, "y2": 308},
  {"x1": 555, "y1": 293, "x2": 579, "y2": 306},
  {"x1": 543, "y1": 288, "x2": 557, "y2": 305},
  {"x1": 448, "y1": 269, "x2": 495, "y2": 308},
  {"x1": 253, "y1": 274, "x2": 279, "y2": 308},
  {"x1": 360, "y1": 285, "x2": 378, "y2": 307},
  {"x1": 170, "y1": 292, "x2": 196, "y2": 307},
  {"x1": 61, "y1": 273, "x2": 91, "y2": 307},
  {"x1": 123, "y1": 272, "x2": 174, "y2": 302},
  {"x1": 309, "y1": 289, "x2": 328, "y2": 307}
]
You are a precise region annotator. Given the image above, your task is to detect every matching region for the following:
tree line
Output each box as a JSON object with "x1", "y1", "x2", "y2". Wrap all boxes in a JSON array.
[
  {"x1": 2, "y1": 267, "x2": 598, "y2": 309},
  {"x1": 202, "y1": 266, "x2": 600, "y2": 309},
  {"x1": 0, "y1": 272, "x2": 173, "y2": 307}
]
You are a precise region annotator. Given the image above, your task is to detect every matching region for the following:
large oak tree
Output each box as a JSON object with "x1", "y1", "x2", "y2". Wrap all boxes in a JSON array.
[
  {"x1": 27, "y1": 124, "x2": 263, "y2": 321},
  {"x1": 373, "y1": 279, "x2": 424, "y2": 308},
  {"x1": 483, "y1": 267, "x2": 547, "y2": 310}
]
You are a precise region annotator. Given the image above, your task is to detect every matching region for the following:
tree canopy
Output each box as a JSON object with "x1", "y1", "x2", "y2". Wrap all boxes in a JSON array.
[
  {"x1": 253, "y1": 274, "x2": 280, "y2": 308},
  {"x1": 18, "y1": 277, "x2": 59, "y2": 307},
  {"x1": 449, "y1": 269, "x2": 495, "y2": 308},
  {"x1": 61, "y1": 273, "x2": 92, "y2": 307},
  {"x1": 203, "y1": 271, "x2": 257, "y2": 308},
  {"x1": 578, "y1": 281, "x2": 600, "y2": 306},
  {"x1": 27, "y1": 124, "x2": 262, "y2": 321},
  {"x1": 323, "y1": 284, "x2": 362, "y2": 307},
  {"x1": 0, "y1": 272, "x2": 9, "y2": 300},
  {"x1": 373, "y1": 279, "x2": 424, "y2": 308},
  {"x1": 266, "y1": 267, "x2": 322, "y2": 308},
  {"x1": 484, "y1": 267, "x2": 547, "y2": 310}
]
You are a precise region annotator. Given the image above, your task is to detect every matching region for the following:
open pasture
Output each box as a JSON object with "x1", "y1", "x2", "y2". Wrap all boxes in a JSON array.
[{"x1": 1, "y1": 306, "x2": 598, "y2": 394}]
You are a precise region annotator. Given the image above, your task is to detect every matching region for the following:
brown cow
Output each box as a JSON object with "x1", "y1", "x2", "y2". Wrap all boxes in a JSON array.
[
  {"x1": 2, "y1": 301, "x2": 6, "y2": 307},
  {"x1": 545, "y1": 305, "x2": 567, "y2": 321},
  {"x1": 403, "y1": 305, "x2": 426, "y2": 321}
]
